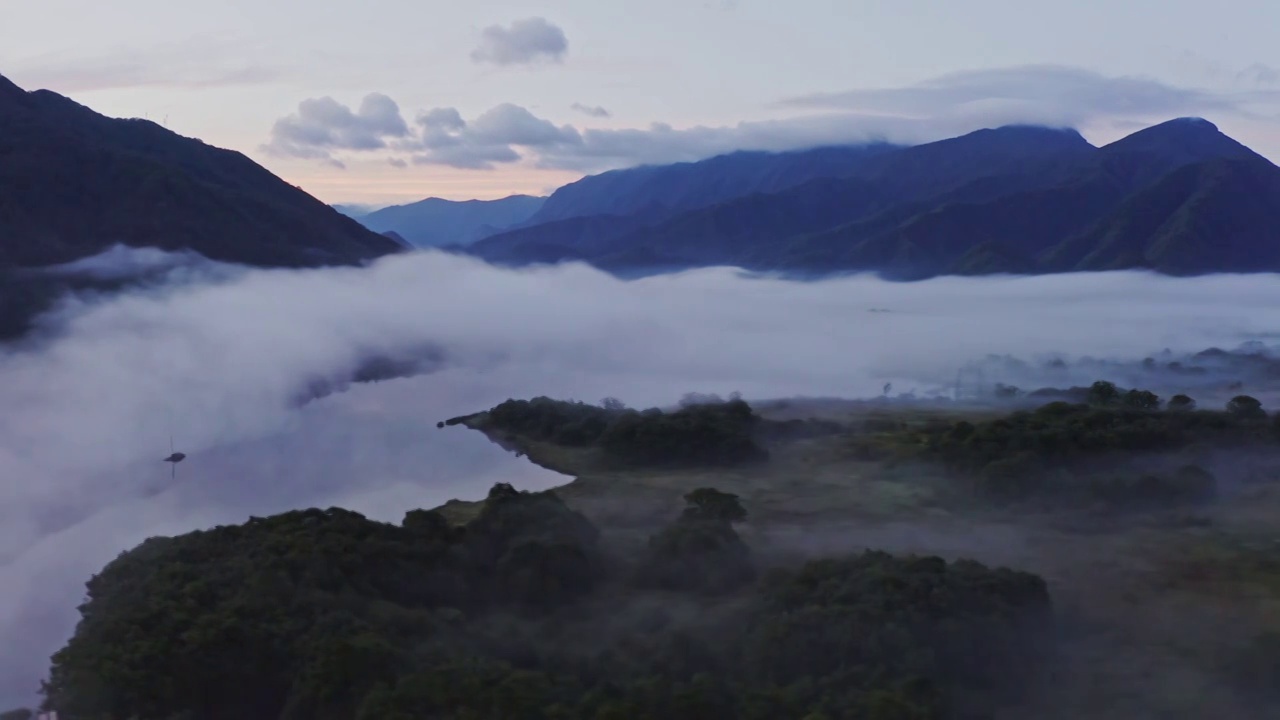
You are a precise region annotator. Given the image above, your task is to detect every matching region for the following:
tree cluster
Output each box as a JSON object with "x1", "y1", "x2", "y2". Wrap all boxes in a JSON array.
[
  {"x1": 903, "y1": 386, "x2": 1280, "y2": 505},
  {"x1": 42, "y1": 485, "x2": 1053, "y2": 720},
  {"x1": 484, "y1": 396, "x2": 770, "y2": 468},
  {"x1": 635, "y1": 488, "x2": 756, "y2": 595}
]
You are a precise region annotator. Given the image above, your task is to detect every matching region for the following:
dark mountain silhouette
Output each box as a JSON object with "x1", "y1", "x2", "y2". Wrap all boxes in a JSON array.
[
  {"x1": 525, "y1": 143, "x2": 903, "y2": 225},
  {"x1": 332, "y1": 203, "x2": 382, "y2": 217},
  {"x1": 0, "y1": 74, "x2": 403, "y2": 339},
  {"x1": 1094, "y1": 117, "x2": 1264, "y2": 188},
  {"x1": 468, "y1": 118, "x2": 1280, "y2": 279},
  {"x1": 352, "y1": 194, "x2": 546, "y2": 248},
  {"x1": 0, "y1": 74, "x2": 401, "y2": 268},
  {"x1": 469, "y1": 125, "x2": 1096, "y2": 267},
  {"x1": 379, "y1": 230, "x2": 412, "y2": 248},
  {"x1": 1045, "y1": 155, "x2": 1280, "y2": 274}
]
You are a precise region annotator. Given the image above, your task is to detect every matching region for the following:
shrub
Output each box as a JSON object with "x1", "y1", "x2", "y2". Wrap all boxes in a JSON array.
[{"x1": 1226, "y1": 395, "x2": 1266, "y2": 419}]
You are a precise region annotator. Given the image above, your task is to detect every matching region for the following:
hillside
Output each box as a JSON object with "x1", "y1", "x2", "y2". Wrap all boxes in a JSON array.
[
  {"x1": 1045, "y1": 155, "x2": 1280, "y2": 274},
  {"x1": 0, "y1": 74, "x2": 401, "y2": 269},
  {"x1": 467, "y1": 118, "x2": 1280, "y2": 278},
  {"x1": 526, "y1": 143, "x2": 902, "y2": 225},
  {"x1": 0, "y1": 74, "x2": 405, "y2": 340},
  {"x1": 351, "y1": 194, "x2": 546, "y2": 247}
]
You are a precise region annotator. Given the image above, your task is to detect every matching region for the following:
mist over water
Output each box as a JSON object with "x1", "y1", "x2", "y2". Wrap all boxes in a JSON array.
[{"x1": 3, "y1": 247, "x2": 1280, "y2": 706}]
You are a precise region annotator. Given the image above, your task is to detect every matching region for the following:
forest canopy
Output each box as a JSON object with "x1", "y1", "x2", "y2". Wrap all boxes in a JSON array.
[
  {"x1": 41, "y1": 484, "x2": 1053, "y2": 720},
  {"x1": 464, "y1": 395, "x2": 771, "y2": 468}
]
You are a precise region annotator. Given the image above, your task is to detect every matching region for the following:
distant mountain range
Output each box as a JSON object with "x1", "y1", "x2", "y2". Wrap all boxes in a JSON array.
[
  {"x1": 343, "y1": 195, "x2": 546, "y2": 248},
  {"x1": 0, "y1": 73, "x2": 403, "y2": 339},
  {"x1": 427, "y1": 117, "x2": 1279, "y2": 279},
  {"x1": 8, "y1": 63, "x2": 1280, "y2": 328}
]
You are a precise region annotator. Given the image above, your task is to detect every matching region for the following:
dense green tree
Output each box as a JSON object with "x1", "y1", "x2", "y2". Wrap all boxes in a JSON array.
[
  {"x1": 912, "y1": 397, "x2": 1262, "y2": 507},
  {"x1": 1226, "y1": 394, "x2": 1266, "y2": 418},
  {"x1": 1167, "y1": 394, "x2": 1197, "y2": 411},
  {"x1": 1087, "y1": 380, "x2": 1121, "y2": 406},
  {"x1": 1121, "y1": 388, "x2": 1161, "y2": 410},
  {"x1": 744, "y1": 552, "x2": 1051, "y2": 718},
  {"x1": 680, "y1": 488, "x2": 748, "y2": 523},
  {"x1": 41, "y1": 484, "x2": 1053, "y2": 720},
  {"x1": 599, "y1": 399, "x2": 767, "y2": 468},
  {"x1": 482, "y1": 396, "x2": 769, "y2": 468},
  {"x1": 637, "y1": 487, "x2": 756, "y2": 595}
]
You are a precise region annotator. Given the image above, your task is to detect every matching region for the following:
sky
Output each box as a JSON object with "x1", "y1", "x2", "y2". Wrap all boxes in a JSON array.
[
  {"x1": 5, "y1": 247, "x2": 1280, "y2": 706},
  {"x1": 4, "y1": 1, "x2": 1280, "y2": 205}
]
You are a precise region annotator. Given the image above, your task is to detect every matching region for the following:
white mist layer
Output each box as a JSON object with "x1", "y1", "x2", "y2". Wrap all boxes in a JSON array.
[{"x1": 3, "y1": 248, "x2": 1280, "y2": 706}]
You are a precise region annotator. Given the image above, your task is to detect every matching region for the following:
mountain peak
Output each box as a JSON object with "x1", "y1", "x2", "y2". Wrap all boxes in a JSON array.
[
  {"x1": 0, "y1": 77, "x2": 402, "y2": 270},
  {"x1": 917, "y1": 124, "x2": 1095, "y2": 159},
  {"x1": 1098, "y1": 116, "x2": 1265, "y2": 187},
  {"x1": 1167, "y1": 116, "x2": 1218, "y2": 130},
  {"x1": 0, "y1": 73, "x2": 30, "y2": 106},
  {"x1": 1105, "y1": 116, "x2": 1241, "y2": 151},
  {"x1": 989, "y1": 123, "x2": 1089, "y2": 139}
]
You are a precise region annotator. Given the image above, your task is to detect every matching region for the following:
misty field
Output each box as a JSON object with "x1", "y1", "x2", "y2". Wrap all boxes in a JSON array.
[
  {"x1": 441, "y1": 397, "x2": 1280, "y2": 720},
  {"x1": 10, "y1": 253, "x2": 1280, "y2": 716}
]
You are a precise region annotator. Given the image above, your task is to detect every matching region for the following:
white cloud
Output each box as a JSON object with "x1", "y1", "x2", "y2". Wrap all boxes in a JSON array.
[
  {"x1": 1238, "y1": 62, "x2": 1280, "y2": 86},
  {"x1": 405, "y1": 103, "x2": 582, "y2": 170},
  {"x1": 778, "y1": 65, "x2": 1241, "y2": 123},
  {"x1": 470, "y1": 17, "x2": 568, "y2": 67},
  {"x1": 265, "y1": 64, "x2": 1280, "y2": 173},
  {"x1": 571, "y1": 103, "x2": 611, "y2": 118},
  {"x1": 262, "y1": 93, "x2": 411, "y2": 165},
  {"x1": 7, "y1": 249, "x2": 1280, "y2": 708}
]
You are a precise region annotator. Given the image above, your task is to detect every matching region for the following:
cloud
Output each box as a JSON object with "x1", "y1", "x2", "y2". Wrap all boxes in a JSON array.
[
  {"x1": 6, "y1": 247, "x2": 1280, "y2": 708},
  {"x1": 1176, "y1": 51, "x2": 1280, "y2": 88},
  {"x1": 470, "y1": 17, "x2": 568, "y2": 67},
  {"x1": 10, "y1": 39, "x2": 281, "y2": 93},
  {"x1": 268, "y1": 65, "x2": 1280, "y2": 173},
  {"x1": 571, "y1": 103, "x2": 612, "y2": 118},
  {"x1": 778, "y1": 65, "x2": 1242, "y2": 124},
  {"x1": 1238, "y1": 62, "x2": 1280, "y2": 86},
  {"x1": 406, "y1": 103, "x2": 582, "y2": 170},
  {"x1": 387, "y1": 157, "x2": 408, "y2": 169},
  {"x1": 262, "y1": 93, "x2": 411, "y2": 164}
]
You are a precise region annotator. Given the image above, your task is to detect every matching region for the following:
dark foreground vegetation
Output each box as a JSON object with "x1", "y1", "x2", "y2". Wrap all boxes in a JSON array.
[
  {"x1": 451, "y1": 395, "x2": 773, "y2": 468},
  {"x1": 39, "y1": 484, "x2": 1051, "y2": 720},
  {"x1": 462, "y1": 387, "x2": 1277, "y2": 512},
  {"x1": 450, "y1": 394, "x2": 845, "y2": 470},
  {"x1": 846, "y1": 382, "x2": 1280, "y2": 509}
]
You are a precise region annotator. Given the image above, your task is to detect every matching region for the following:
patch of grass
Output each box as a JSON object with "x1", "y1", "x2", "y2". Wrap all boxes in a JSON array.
[{"x1": 1159, "y1": 531, "x2": 1280, "y2": 599}]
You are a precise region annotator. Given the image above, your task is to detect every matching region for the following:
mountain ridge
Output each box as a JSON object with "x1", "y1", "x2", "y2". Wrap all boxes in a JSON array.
[
  {"x1": 351, "y1": 194, "x2": 546, "y2": 248},
  {"x1": 0, "y1": 74, "x2": 402, "y2": 269},
  {"x1": 0, "y1": 73, "x2": 404, "y2": 340},
  {"x1": 464, "y1": 118, "x2": 1280, "y2": 279},
  {"x1": 525, "y1": 143, "x2": 904, "y2": 226}
]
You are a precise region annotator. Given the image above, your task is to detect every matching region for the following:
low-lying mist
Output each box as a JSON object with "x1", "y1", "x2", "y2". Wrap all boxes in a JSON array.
[{"x1": 3, "y1": 247, "x2": 1280, "y2": 707}]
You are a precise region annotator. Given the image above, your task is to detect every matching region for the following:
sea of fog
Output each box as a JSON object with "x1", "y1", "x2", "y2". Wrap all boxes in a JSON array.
[{"x1": 4, "y1": 247, "x2": 1280, "y2": 706}]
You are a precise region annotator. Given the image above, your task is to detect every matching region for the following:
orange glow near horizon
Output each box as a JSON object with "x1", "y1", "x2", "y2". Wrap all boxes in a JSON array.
[{"x1": 273, "y1": 160, "x2": 587, "y2": 206}]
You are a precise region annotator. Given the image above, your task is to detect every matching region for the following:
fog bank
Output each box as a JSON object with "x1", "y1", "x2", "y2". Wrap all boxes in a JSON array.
[{"x1": 3, "y1": 248, "x2": 1280, "y2": 706}]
